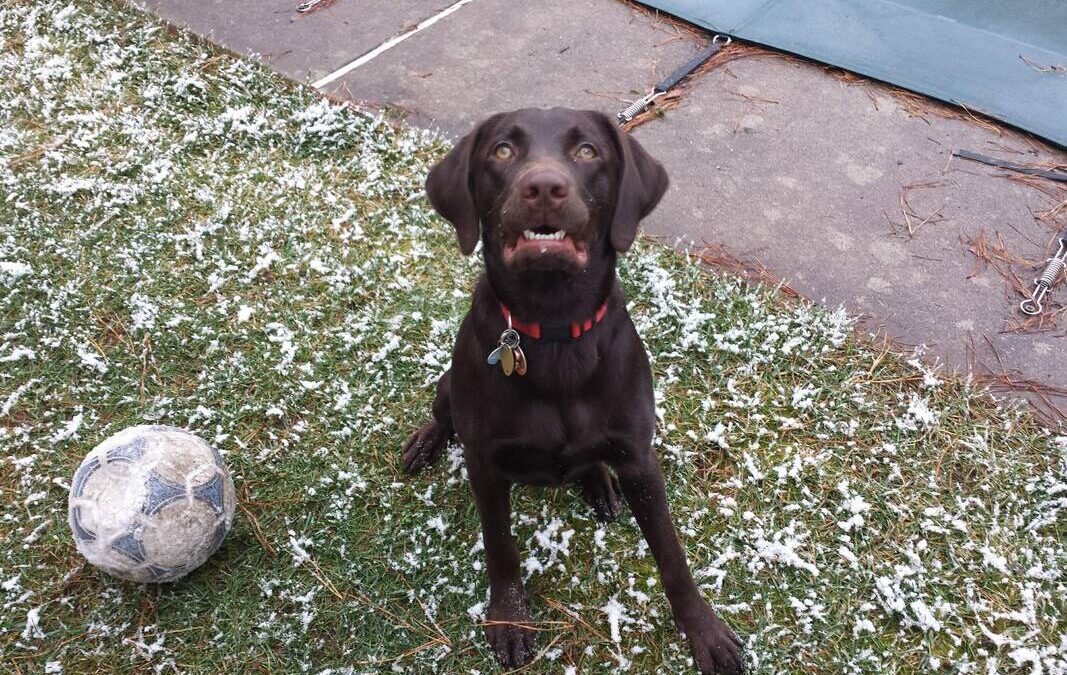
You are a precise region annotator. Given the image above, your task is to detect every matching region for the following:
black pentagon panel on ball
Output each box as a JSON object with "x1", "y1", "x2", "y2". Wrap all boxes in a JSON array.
[
  {"x1": 147, "y1": 564, "x2": 185, "y2": 581},
  {"x1": 69, "y1": 506, "x2": 96, "y2": 542},
  {"x1": 206, "y1": 520, "x2": 228, "y2": 555},
  {"x1": 106, "y1": 436, "x2": 147, "y2": 463},
  {"x1": 142, "y1": 472, "x2": 187, "y2": 516},
  {"x1": 70, "y1": 456, "x2": 100, "y2": 499},
  {"x1": 69, "y1": 457, "x2": 102, "y2": 542},
  {"x1": 110, "y1": 529, "x2": 147, "y2": 563},
  {"x1": 193, "y1": 473, "x2": 227, "y2": 515}
]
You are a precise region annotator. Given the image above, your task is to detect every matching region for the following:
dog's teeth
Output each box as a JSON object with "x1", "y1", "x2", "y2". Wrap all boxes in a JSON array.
[{"x1": 523, "y1": 230, "x2": 565, "y2": 241}]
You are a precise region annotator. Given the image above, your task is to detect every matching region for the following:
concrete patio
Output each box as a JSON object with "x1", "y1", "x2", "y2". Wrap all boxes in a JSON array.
[{"x1": 139, "y1": 0, "x2": 1067, "y2": 419}]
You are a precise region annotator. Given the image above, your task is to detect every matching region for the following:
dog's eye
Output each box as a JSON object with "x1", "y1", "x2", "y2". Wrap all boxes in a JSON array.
[
  {"x1": 575, "y1": 143, "x2": 598, "y2": 160},
  {"x1": 492, "y1": 143, "x2": 515, "y2": 161}
]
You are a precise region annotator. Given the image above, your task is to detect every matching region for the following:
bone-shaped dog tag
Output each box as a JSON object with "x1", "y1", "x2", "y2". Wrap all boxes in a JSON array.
[{"x1": 500, "y1": 345, "x2": 515, "y2": 376}]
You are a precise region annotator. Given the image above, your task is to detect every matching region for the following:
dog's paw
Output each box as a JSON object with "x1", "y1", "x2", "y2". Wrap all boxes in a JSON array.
[
  {"x1": 578, "y1": 464, "x2": 624, "y2": 523},
  {"x1": 678, "y1": 603, "x2": 744, "y2": 674},
  {"x1": 485, "y1": 587, "x2": 536, "y2": 668},
  {"x1": 401, "y1": 418, "x2": 450, "y2": 474}
]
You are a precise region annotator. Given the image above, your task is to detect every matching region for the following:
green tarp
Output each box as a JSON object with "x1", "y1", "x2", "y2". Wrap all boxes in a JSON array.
[{"x1": 640, "y1": 0, "x2": 1067, "y2": 148}]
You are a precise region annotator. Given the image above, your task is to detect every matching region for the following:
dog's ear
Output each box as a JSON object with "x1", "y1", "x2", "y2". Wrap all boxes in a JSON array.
[
  {"x1": 425, "y1": 115, "x2": 502, "y2": 256},
  {"x1": 595, "y1": 113, "x2": 670, "y2": 252}
]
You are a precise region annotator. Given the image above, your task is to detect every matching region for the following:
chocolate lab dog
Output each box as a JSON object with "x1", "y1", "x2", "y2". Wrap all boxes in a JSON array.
[{"x1": 402, "y1": 107, "x2": 743, "y2": 674}]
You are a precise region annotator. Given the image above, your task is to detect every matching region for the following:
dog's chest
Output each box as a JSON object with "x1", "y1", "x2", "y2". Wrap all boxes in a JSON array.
[{"x1": 487, "y1": 396, "x2": 615, "y2": 485}]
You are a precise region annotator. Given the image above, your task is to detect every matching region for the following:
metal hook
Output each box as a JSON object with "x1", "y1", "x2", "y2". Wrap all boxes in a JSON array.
[
  {"x1": 296, "y1": 0, "x2": 327, "y2": 13},
  {"x1": 1020, "y1": 296, "x2": 1043, "y2": 316}
]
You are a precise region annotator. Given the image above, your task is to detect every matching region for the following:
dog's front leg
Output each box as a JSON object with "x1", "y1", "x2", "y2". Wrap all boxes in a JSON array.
[
  {"x1": 615, "y1": 452, "x2": 744, "y2": 675},
  {"x1": 401, "y1": 370, "x2": 453, "y2": 473},
  {"x1": 467, "y1": 458, "x2": 536, "y2": 667}
]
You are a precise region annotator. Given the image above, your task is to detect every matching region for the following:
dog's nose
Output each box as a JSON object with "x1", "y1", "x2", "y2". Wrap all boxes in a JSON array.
[{"x1": 519, "y1": 169, "x2": 570, "y2": 211}]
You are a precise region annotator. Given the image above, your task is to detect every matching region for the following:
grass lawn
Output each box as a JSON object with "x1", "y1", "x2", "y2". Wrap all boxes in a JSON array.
[{"x1": 1, "y1": 1, "x2": 1065, "y2": 673}]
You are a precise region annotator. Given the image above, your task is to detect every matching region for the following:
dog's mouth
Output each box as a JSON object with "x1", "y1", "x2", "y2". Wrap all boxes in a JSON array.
[{"x1": 501, "y1": 225, "x2": 589, "y2": 267}]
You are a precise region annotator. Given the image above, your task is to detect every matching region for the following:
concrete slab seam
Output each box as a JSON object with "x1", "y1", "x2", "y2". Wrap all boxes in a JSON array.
[{"x1": 311, "y1": 0, "x2": 478, "y2": 89}]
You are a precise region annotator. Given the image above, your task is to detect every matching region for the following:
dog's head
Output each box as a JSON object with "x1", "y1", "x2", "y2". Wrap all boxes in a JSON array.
[{"x1": 425, "y1": 108, "x2": 668, "y2": 272}]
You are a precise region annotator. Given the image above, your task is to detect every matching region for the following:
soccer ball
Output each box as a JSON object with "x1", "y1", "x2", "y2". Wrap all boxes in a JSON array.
[{"x1": 68, "y1": 425, "x2": 236, "y2": 583}]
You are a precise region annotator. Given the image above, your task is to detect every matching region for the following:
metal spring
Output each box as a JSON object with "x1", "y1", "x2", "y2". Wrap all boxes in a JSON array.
[
  {"x1": 1036, "y1": 253, "x2": 1065, "y2": 288},
  {"x1": 1020, "y1": 237, "x2": 1067, "y2": 315},
  {"x1": 616, "y1": 92, "x2": 663, "y2": 124},
  {"x1": 617, "y1": 100, "x2": 648, "y2": 123}
]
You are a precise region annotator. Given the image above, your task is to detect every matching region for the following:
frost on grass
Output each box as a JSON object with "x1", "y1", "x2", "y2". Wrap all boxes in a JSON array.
[{"x1": 1, "y1": 2, "x2": 1065, "y2": 674}]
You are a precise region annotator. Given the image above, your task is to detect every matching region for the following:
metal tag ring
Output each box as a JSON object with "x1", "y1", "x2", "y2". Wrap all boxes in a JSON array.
[{"x1": 500, "y1": 329, "x2": 521, "y2": 348}]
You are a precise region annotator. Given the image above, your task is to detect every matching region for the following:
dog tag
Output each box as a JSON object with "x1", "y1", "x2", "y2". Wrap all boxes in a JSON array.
[
  {"x1": 487, "y1": 344, "x2": 504, "y2": 365},
  {"x1": 501, "y1": 345, "x2": 515, "y2": 376},
  {"x1": 514, "y1": 346, "x2": 527, "y2": 376}
]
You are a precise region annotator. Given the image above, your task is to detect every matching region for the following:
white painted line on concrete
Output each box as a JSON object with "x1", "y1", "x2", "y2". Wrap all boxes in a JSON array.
[{"x1": 312, "y1": 0, "x2": 477, "y2": 90}]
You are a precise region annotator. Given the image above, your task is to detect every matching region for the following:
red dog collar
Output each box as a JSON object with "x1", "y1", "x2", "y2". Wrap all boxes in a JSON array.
[{"x1": 500, "y1": 302, "x2": 608, "y2": 341}]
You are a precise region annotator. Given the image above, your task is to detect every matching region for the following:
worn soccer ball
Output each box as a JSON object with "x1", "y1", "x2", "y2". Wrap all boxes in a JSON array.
[{"x1": 68, "y1": 425, "x2": 236, "y2": 583}]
